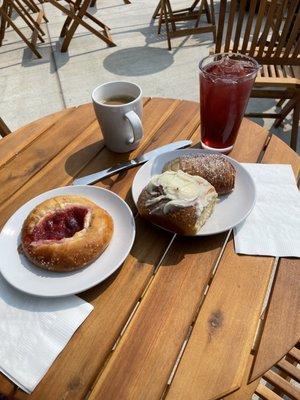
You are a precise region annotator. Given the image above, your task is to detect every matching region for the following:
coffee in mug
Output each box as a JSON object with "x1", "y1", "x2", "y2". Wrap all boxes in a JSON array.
[
  {"x1": 92, "y1": 81, "x2": 143, "y2": 153},
  {"x1": 102, "y1": 96, "x2": 135, "y2": 106}
]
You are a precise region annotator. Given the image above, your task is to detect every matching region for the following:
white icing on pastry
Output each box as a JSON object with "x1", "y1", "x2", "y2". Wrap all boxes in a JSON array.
[{"x1": 145, "y1": 170, "x2": 217, "y2": 215}]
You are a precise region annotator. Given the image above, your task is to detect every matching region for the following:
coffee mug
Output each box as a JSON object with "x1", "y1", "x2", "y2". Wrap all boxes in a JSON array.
[{"x1": 92, "y1": 81, "x2": 143, "y2": 153}]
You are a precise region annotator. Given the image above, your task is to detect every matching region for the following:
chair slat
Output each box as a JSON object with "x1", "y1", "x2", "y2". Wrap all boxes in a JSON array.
[
  {"x1": 292, "y1": 37, "x2": 300, "y2": 59},
  {"x1": 269, "y1": 64, "x2": 277, "y2": 77},
  {"x1": 224, "y1": 0, "x2": 237, "y2": 52},
  {"x1": 265, "y1": 0, "x2": 288, "y2": 58},
  {"x1": 249, "y1": 0, "x2": 268, "y2": 57},
  {"x1": 241, "y1": 0, "x2": 259, "y2": 53},
  {"x1": 263, "y1": 370, "x2": 300, "y2": 400},
  {"x1": 289, "y1": 347, "x2": 300, "y2": 362},
  {"x1": 278, "y1": 358, "x2": 300, "y2": 382},
  {"x1": 257, "y1": 0, "x2": 278, "y2": 58},
  {"x1": 255, "y1": 383, "x2": 285, "y2": 400},
  {"x1": 274, "y1": 0, "x2": 299, "y2": 57},
  {"x1": 215, "y1": 0, "x2": 227, "y2": 52},
  {"x1": 283, "y1": 11, "x2": 300, "y2": 58},
  {"x1": 283, "y1": 65, "x2": 295, "y2": 78},
  {"x1": 232, "y1": 0, "x2": 247, "y2": 52}
]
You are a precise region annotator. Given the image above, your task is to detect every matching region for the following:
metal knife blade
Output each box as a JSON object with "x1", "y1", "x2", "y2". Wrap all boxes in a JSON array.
[{"x1": 73, "y1": 140, "x2": 192, "y2": 186}]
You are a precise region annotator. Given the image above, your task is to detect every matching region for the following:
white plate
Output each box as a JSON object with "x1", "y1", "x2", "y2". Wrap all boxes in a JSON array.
[
  {"x1": 132, "y1": 149, "x2": 256, "y2": 236},
  {"x1": 0, "y1": 186, "x2": 135, "y2": 297}
]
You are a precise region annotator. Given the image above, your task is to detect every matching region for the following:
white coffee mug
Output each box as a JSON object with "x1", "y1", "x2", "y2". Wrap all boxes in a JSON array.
[{"x1": 92, "y1": 81, "x2": 143, "y2": 153}]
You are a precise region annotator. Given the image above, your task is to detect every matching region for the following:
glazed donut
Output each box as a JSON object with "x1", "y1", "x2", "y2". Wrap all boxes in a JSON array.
[{"x1": 21, "y1": 195, "x2": 113, "y2": 272}]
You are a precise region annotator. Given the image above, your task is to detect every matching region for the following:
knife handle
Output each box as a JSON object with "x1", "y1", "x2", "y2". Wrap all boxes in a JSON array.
[{"x1": 73, "y1": 160, "x2": 137, "y2": 186}]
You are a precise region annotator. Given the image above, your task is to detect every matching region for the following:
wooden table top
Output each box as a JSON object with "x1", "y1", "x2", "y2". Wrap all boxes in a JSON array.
[{"x1": 0, "y1": 97, "x2": 299, "y2": 400}]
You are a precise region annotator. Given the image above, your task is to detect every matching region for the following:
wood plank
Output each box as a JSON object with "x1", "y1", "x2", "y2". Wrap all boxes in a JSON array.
[
  {"x1": 261, "y1": 135, "x2": 300, "y2": 177},
  {"x1": 0, "y1": 104, "x2": 96, "y2": 204},
  {"x1": 225, "y1": 133, "x2": 300, "y2": 397},
  {"x1": 255, "y1": 384, "x2": 283, "y2": 400},
  {"x1": 250, "y1": 259, "x2": 300, "y2": 382},
  {"x1": 277, "y1": 358, "x2": 300, "y2": 382},
  {"x1": 88, "y1": 233, "x2": 226, "y2": 400},
  {"x1": 263, "y1": 369, "x2": 300, "y2": 400},
  {"x1": 0, "y1": 375, "x2": 16, "y2": 396},
  {"x1": 1, "y1": 101, "x2": 269, "y2": 399},
  {"x1": 289, "y1": 346, "x2": 300, "y2": 362},
  {"x1": 0, "y1": 98, "x2": 153, "y2": 228},
  {"x1": 0, "y1": 108, "x2": 74, "y2": 169},
  {"x1": 12, "y1": 98, "x2": 197, "y2": 400},
  {"x1": 165, "y1": 239, "x2": 274, "y2": 400},
  {"x1": 223, "y1": 355, "x2": 259, "y2": 400},
  {"x1": 0, "y1": 121, "x2": 103, "y2": 229},
  {"x1": 87, "y1": 120, "x2": 269, "y2": 400}
]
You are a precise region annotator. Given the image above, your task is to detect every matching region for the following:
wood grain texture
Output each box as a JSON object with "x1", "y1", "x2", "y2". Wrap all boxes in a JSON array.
[
  {"x1": 223, "y1": 355, "x2": 260, "y2": 400},
  {"x1": 87, "y1": 119, "x2": 268, "y2": 400},
  {"x1": 0, "y1": 104, "x2": 96, "y2": 204},
  {"x1": 255, "y1": 384, "x2": 283, "y2": 400},
  {"x1": 250, "y1": 259, "x2": 300, "y2": 382},
  {"x1": 263, "y1": 369, "x2": 300, "y2": 400},
  {"x1": 277, "y1": 357, "x2": 300, "y2": 382},
  {"x1": 0, "y1": 121, "x2": 102, "y2": 229},
  {"x1": 88, "y1": 234, "x2": 226, "y2": 400},
  {"x1": 0, "y1": 98, "x2": 297, "y2": 400},
  {"x1": 166, "y1": 239, "x2": 274, "y2": 400},
  {"x1": 0, "y1": 376, "x2": 15, "y2": 396},
  {"x1": 261, "y1": 134, "x2": 300, "y2": 178},
  {"x1": 12, "y1": 98, "x2": 198, "y2": 400},
  {"x1": 15, "y1": 219, "x2": 172, "y2": 400},
  {"x1": 0, "y1": 108, "x2": 74, "y2": 169}
]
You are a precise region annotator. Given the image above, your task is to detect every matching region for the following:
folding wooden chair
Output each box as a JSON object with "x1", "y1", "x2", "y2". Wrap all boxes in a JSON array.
[
  {"x1": 90, "y1": 0, "x2": 131, "y2": 8},
  {"x1": 0, "y1": 0, "x2": 46, "y2": 58},
  {"x1": 254, "y1": 342, "x2": 300, "y2": 399},
  {"x1": 214, "y1": 0, "x2": 300, "y2": 150},
  {"x1": 153, "y1": 0, "x2": 216, "y2": 50},
  {"x1": 47, "y1": 0, "x2": 116, "y2": 52},
  {"x1": 0, "y1": 117, "x2": 11, "y2": 137}
]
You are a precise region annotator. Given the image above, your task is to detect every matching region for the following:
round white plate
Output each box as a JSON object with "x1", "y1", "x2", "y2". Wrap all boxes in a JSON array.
[
  {"x1": 132, "y1": 149, "x2": 256, "y2": 236},
  {"x1": 0, "y1": 186, "x2": 135, "y2": 297}
]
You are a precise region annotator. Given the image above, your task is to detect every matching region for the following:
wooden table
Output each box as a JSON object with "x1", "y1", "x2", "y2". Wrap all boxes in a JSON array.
[{"x1": 0, "y1": 98, "x2": 299, "y2": 400}]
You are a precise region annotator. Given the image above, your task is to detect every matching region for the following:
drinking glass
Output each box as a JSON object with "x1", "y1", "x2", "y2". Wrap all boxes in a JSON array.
[{"x1": 199, "y1": 53, "x2": 260, "y2": 153}]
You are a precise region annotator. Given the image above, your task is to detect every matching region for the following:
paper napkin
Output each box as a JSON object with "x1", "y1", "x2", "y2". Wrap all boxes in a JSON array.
[
  {"x1": 0, "y1": 276, "x2": 93, "y2": 393},
  {"x1": 234, "y1": 164, "x2": 300, "y2": 257}
]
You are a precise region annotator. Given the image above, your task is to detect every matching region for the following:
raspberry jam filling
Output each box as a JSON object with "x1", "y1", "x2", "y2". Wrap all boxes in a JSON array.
[{"x1": 29, "y1": 206, "x2": 89, "y2": 243}]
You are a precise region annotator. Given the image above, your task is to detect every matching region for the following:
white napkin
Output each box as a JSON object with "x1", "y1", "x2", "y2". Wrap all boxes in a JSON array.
[
  {"x1": 0, "y1": 275, "x2": 93, "y2": 393},
  {"x1": 234, "y1": 164, "x2": 300, "y2": 257}
]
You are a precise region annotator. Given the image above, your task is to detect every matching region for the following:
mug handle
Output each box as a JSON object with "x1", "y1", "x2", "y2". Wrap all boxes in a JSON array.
[{"x1": 125, "y1": 111, "x2": 143, "y2": 144}]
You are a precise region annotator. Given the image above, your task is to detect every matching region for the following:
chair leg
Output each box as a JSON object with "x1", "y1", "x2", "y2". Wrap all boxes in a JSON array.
[
  {"x1": 290, "y1": 99, "x2": 299, "y2": 151},
  {"x1": 90, "y1": 0, "x2": 96, "y2": 7},
  {"x1": 0, "y1": 6, "x2": 42, "y2": 57},
  {"x1": 274, "y1": 98, "x2": 296, "y2": 128},
  {"x1": 162, "y1": 0, "x2": 171, "y2": 50},
  {"x1": 277, "y1": 98, "x2": 287, "y2": 108},
  {"x1": 0, "y1": 0, "x2": 9, "y2": 45},
  {"x1": 0, "y1": 117, "x2": 10, "y2": 137},
  {"x1": 153, "y1": 0, "x2": 162, "y2": 19}
]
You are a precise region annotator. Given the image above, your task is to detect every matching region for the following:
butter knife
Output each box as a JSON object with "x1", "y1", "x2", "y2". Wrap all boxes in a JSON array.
[{"x1": 73, "y1": 140, "x2": 192, "y2": 186}]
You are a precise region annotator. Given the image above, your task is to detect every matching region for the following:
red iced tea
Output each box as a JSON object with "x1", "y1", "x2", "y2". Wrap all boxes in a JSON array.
[{"x1": 199, "y1": 54, "x2": 259, "y2": 152}]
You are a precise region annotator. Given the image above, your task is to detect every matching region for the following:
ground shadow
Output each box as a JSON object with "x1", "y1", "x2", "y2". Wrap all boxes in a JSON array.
[{"x1": 103, "y1": 46, "x2": 174, "y2": 76}]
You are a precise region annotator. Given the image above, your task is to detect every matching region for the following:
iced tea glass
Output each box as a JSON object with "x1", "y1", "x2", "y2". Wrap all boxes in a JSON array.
[{"x1": 199, "y1": 53, "x2": 260, "y2": 153}]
